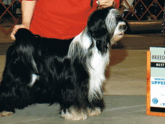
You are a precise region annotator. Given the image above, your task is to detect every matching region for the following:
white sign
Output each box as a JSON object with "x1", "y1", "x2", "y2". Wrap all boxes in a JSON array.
[{"x1": 150, "y1": 47, "x2": 165, "y2": 108}]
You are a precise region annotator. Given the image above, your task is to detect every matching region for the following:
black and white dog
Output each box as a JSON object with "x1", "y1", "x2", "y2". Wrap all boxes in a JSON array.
[{"x1": 0, "y1": 8, "x2": 126, "y2": 120}]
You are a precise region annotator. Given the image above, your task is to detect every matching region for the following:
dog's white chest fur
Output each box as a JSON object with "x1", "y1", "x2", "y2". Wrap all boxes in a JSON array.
[
  {"x1": 69, "y1": 29, "x2": 110, "y2": 102},
  {"x1": 88, "y1": 44, "x2": 109, "y2": 101}
]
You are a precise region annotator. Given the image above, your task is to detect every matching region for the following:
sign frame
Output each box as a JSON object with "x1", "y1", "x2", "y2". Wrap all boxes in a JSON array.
[{"x1": 146, "y1": 50, "x2": 165, "y2": 116}]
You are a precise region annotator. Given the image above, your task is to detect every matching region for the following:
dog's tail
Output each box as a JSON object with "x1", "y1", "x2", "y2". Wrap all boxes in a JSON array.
[
  {"x1": 6, "y1": 28, "x2": 39, "y2": 77},
  {"x1": 15, "y1": 28, "x2": 35, "y2": 41}
]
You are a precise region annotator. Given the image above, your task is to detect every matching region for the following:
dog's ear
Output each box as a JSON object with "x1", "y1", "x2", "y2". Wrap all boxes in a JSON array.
[
  {"x1": 87, "y1": 9, "x2": 111, "y2": 54},
  {"x1": 15, "y1": 28, "x2": 35, "y2": 41}
]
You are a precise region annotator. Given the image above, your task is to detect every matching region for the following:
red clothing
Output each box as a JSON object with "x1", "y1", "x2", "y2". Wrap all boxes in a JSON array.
[{"x1": 24, "y1": 0, "x2": 120, "y2": 39}]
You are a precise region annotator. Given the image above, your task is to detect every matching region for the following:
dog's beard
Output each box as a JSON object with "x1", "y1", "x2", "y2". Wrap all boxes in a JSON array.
[
  {"x1": 105, "y1": 9, "x2": 127, "y2": 45},
  {"x1": 111, "y1": 21, "x2": 127, "y2": 45}
]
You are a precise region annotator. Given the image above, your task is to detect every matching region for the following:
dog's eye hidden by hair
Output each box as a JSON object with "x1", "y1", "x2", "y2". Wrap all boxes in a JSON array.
[{"x1": 119, "y1": 24, "x2": 127, "y2": 30}]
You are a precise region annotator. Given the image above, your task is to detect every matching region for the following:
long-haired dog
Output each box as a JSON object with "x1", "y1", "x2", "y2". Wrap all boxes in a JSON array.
[{"x1": 0, "y1": 8, "x2": 126, "y2": 120}]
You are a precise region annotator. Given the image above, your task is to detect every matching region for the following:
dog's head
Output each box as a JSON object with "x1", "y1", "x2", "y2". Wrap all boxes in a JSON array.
[{"x1": 87, "y1": 7, "x2": 127, "y2": 54}]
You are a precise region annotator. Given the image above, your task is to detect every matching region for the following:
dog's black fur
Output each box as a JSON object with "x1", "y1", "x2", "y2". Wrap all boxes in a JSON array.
[
  {"x1": 0, "y1": 8, "x2": 126, "y2": 120},
  {"x1": 1, "y1": 29, "x2": 96, "y2": 110}
]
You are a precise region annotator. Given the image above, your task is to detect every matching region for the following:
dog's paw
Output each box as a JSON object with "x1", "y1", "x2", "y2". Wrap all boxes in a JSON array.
[
  {"x1": 61, "y1": 107, "x2": 87, "y2": 121},
  {"x1": 87, "y1": 107, "x2": 101, "y2": 117},
  {"x1": 0, "y1": 111, "x2": 13, "y2": 117}
]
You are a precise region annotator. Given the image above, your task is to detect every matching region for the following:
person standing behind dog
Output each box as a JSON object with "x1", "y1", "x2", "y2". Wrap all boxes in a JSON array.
[{"x1": 10, "y1": 0, "x2": 119, "y2": 41}]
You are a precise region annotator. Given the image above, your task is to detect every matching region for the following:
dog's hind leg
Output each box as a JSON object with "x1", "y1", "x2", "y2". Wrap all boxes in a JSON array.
[
  {"x1": 0, "y1": 86, "x2": 15, "y2": 116},
  {"x1": 0, "y1": 45, "x2": 37, "y2": 116},
  {"x1": 0, "y1": 111, "x2": 13, "y2": 117},
  {"x1": 0, "y1": 60, "x2": 35, "y2": 116},
  {"x1": 0, "y1": 82, "x2": 34, "y2": 116},
  {"x1": 0, "y1": 67, "x2": 36, "y2": 117}
]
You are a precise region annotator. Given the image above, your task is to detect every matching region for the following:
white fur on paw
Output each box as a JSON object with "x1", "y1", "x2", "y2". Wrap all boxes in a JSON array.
[
  {"x1": 87, "y1": 107, "x2": 101, "y2": 117},
  {"x1": 0, "y1": 111, "x2": 13, "y2": 117},
  {"x1": 61, "y1": 108, "x2": 87, "y2": 121}
]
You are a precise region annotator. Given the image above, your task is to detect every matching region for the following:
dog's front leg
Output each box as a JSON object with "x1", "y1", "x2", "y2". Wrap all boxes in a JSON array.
[
  {"x1": 87, "y1": 98, "x2": 105, "y2": 117},
  {"x1": 61, "y1": 106, "x2": 88, "y2": 121},
  {"x1": 60, "y1": 98, "x2": 104, "y2": 121}
]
